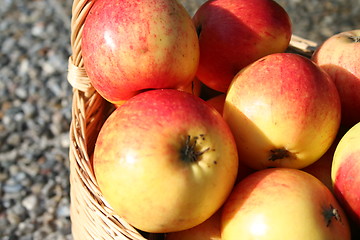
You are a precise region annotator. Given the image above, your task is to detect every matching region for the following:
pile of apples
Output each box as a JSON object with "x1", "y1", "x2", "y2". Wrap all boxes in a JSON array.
[{"x1": 81, "y1": 0, "x2": 360, "y2": 239}]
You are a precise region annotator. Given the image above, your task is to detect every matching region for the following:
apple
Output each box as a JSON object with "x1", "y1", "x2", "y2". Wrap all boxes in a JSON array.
[
  {"x1": 223, "y1": 53, "x2": 341, "y2": 170},
  {"x1": 193, "y1": 0, "x2": 292, "y2": 93},
  {"x1": 302, "y1": 137, "x2": 339, "y2": 192},
  {"x1": 82, "y1": 0, "x2": 200, "y2": 104},
  {"x1": 312, "y1": 30, "x2": 360, "y2": 127},
  {"x1": 165, "y1": 210, "x2": 221, "y2": 240},
  {"x1": 93, "y1": 89, "x2": 238, "y2": 233},
  {"x1": 332, "y1": 121, "x2": 360, "y2": 227},
  {"x1": 206, "y1": 94, "x2": 226, "y2": 115},
  {"x1": 177, "y1": 78, "x2": 202, "y2": 97},
  {"x1": 113, "y1": 78, "x2": 202, "y2": 109},
  {"x1": 221, "y1": 168, "x2": 351, "y2": 240},
  {"x1": 206, "y1": 93, "x2": 255, "y2": 183}
]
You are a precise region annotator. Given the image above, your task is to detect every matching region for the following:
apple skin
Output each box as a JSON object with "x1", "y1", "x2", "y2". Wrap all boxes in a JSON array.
[
  {"x1": 82, "y1": 0, "x2": 200, "y2": 104},
  {"x1": 302, "y1": 137, "x2": 339, "y2": 192},
  {"x1": 113, "y1": 78, "x2": 202, "y2": 109},
  {"x1": 312, "y1": 30, "x2": 360, "y2": 127},
  {"x1": 165, "y1": 210, "x2": 221, "y2": 240},
  {"x1": 206, "y1": 93, "x2": 255, "y2": 183},
  {"x1": 193, "y1": 0, "x2": 292, "y2": 93},
  {"x1": 332, "y1": 121, "x2": 360, "y2": 227},
  {"x1": 223, "y1": 53, "x2": 341, "y2": 170},
  {"x1": 206, "y1": 94, "x2": 226, "y2": 115},
  {"x1": 221, "y1": 168, "x2": 351, "y2": 240},
  {"x1": 177, "y1": 78, "x2": 202, "y2": 97},
  {"x1": 93, "y1": 89, "x2": 238, "y2": 233}
]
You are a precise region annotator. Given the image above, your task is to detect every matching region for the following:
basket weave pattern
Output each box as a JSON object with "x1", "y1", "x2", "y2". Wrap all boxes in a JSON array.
[{"x1": 67, "y1": 0, "x2": 317, "y2": 239}]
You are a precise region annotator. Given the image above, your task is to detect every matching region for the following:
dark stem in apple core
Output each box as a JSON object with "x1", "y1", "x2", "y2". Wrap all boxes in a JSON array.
[
  {"x1": 180, "y1": 135, "x2": 209, "y2": 163},
  {"x1": 322, "y1": 204, "x2": 342, "y2": 227},
  {"x1": 349, "y1": 35, "x2": 360, "y2": 43},
  {"x1": 268, "y1": 148, "x2": 290, "y2": 161}
]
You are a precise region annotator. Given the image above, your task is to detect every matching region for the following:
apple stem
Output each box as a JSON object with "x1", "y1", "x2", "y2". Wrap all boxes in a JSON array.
[
  {"x1": 181, "y1": 135, "x2": 210, "y2": 163},
  {"x1": 323, "y1": 204, "x2": 342, "y2": 227},
  {"x1": 349, "y1": 35, "x2": 360, "y2": 43},
  {"x1": 268, "y1": 148, "x2": 290, "y2": 161}
]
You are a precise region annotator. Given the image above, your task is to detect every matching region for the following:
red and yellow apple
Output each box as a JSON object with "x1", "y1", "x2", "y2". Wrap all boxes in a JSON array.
[
  {"x1": 82, "y1": 0, "x2": 200, "y2": 104},
  {"x1": 223, "y1": 53, "x2": 341, "y2": 170},
  {"x1": 221, "y1": 168, "x2": 351, "y2": 240},
  {"x1": 193, "y1": 0, "x2": 292, "y2": 92},
  {"x1": 312, "y1": 30, "x2": 360, "y2": 127},
  {"x1": 165, "y1": 210, "x2": 222, "y2": 240},
  {"x1": 93, "y1": 89, "x2": 238, "y2": 233},
  {"x1": 332, "y1": 121, "x2": 360, "y2": 227}
]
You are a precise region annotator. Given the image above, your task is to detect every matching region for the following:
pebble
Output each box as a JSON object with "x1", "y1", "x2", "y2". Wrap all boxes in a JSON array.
[
  {"x1": 0, "y1": 0, "x2": 358, "y2": 240},
  {"x1": 22, "y1": 195, "x2": 38, "y2": 211},
  {"x1": 1, "y1": 0, "x2": 73, "y2": 238}
]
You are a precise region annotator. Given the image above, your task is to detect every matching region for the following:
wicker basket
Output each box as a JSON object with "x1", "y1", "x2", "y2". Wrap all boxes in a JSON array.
[{"x1": 67, "y1": 0, "x2": 318, "y2": 239}]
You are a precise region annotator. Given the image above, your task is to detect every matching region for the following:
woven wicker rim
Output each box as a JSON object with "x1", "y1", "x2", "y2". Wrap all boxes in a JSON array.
[{"x1": 67, "y1": 0, "x2": 318, "y2": 239}]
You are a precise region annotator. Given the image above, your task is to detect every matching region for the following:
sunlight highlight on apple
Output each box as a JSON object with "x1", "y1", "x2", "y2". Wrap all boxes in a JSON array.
[
  {"x1": 104, "y1": 30, "x2": 116, "y2": 49},
  {"x1": 250, "y1": 214, "x2": 268, "y2": 236}
]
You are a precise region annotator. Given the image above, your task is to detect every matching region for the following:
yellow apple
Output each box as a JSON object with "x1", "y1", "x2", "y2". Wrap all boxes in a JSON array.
[
  {"x1": 221, "y1": 168, "x2": 351, "y2": 240},
  {"x1": 93, "y1": 89, "x2": 238, "y2": 233},
  {"x1": 223, "y1": 53, "x2": 341, "y2": 170}
]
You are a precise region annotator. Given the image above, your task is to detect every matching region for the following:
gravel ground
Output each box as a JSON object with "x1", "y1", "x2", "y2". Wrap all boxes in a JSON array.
[{"x1": 0, "y1": 0, "x2": 359, "y2": 239}]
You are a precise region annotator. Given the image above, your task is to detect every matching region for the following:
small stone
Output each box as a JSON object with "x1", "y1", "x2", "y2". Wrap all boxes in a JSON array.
[
  {"x1": 1, "y1": 37, "x2": 15, "y2": 54},
  {"x1": 22, "y1": 195, "x2": 38, "y2": 211},
  {"x1": 3, "y1": 182, "x2": 22, "y2": 193},
  {"x1": 22, "y1": 102, "x2": 36, "y2": 118},
  {"x1": 7, "y1": 202, "x2": 27, "y2": 224},
  {"x1": 56, "y1": 204, "x2": 70, "y2": 218},
  {"x1": 31, "y1": 22, "x2": 45, "y2": 37},
  {"x1": 42, "y1": 61, "x2": 56, "y2": 75},
  {"x1": 14, "y1": 171, "x2": 27, "y2": 182},
  {"x1": 15, "y1": 87, "x2": 28, "y2": 100},
  {"x1": 7, "y1": 133, "x2": 21, "y2": 146},
  {"x1": 7, "y1": 212, "x2": 22, "y2": 225}
]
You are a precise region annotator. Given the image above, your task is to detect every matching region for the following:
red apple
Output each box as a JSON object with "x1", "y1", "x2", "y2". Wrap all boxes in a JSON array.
[
  {"x1": 332, "y1": 121, "x2": 360, "y2": 227},
  {"x1": 165, "y1": 210, "x2": 221, "y2": 240},
  {"x1": 223, "y1": 53, "x2": 341, "y2": 170},
  {"x1": 193, "y1": 0, "x2": 292, "y2": 92},
  {"x1": 93, "y1": 89, "x2": 238, "y2": 233},
  {"x1": 312, "y1": 30, "x2": 360, "y2": 127},
  {"x1": 206, "y1": 94, "x2": 226, "y2": 115},
  {"x1": 221, "y1": 168, "x2": 351, "y2": 240},
  {"x1": 82, "y1": 0, "x2": 200, "y2": 104}
]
